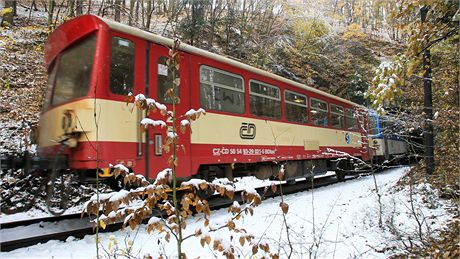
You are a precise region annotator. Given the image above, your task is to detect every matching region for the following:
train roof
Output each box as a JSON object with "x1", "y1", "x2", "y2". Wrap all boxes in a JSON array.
[{"x1": 49, "y1": 14, "x2": 363, "y2": 108}]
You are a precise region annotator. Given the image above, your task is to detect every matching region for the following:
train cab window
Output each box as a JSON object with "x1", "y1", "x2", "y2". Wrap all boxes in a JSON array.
[
  {"x1": 369, "y1": 115, "x2": 378, "y2": 135},
  {"x1": 310, "y1": 98, "x2": 328, "y2": 126},
  {"x1": 52, "y1": 34, "x2": 96, "y2": 105},
  {"x1": 158, "y1": 56, "x2": 179, "y2": 103},
  {"x1": 250, "y1": 80, "x2": 281, "y2": 119},
  {"x1": 200, "y1": 66, "x2": 245, "y2": 114},
  {"x1": 110, "y1": 37, "x2": 135, "y2": 95},
  {"x1": 346, "y1": 109, "x2": 358, "y2": 131},
  {"x1": 330, "y1": 104, "x2": 345, "y2": 129},
  {"x1": 285, "y1": 90, "x2": 308, "y2": 123}
]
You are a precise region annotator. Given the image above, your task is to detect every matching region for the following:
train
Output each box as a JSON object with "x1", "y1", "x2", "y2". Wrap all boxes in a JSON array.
[
  {"x1": 368, "y1": 111, "x2": 409, "y2": 164},
  {"x1": 4, "y1": 15, "x2": 408, "y2": 186}
]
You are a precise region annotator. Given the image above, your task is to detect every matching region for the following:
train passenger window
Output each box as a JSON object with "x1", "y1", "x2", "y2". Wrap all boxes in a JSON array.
[
  {"x1": 310, "y1": 98, "x2": 328, "y2": 126},
  {"x1": 250, "y1": 80, "x2": 281, "y2": 119},
  {"x1": 52, "y1": 34, "x2": 96, "y2": 105},
  {"x1": 158, "y1": 56, "x2": 179, "y2": 103},
  {"x1": 200, "y1": 66, "x2": 245, "y2": 114},
  {"x1": 346, "y1": 109, "x2": 358, "y2": 131},
  {"x1": 110, "y1": 37, "x2": 135, "y2": 95},
  {"x1": 285, "y1": 90, "x2": 308, "y2": 123},
  {"x1": 330, "y1": 104, "x2": 344, "y2": 129}
]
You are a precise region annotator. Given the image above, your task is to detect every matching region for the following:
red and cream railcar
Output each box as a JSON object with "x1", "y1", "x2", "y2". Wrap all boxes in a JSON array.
[{"x1": 38, "y1": 15, "x2": 369, "y2": 181}]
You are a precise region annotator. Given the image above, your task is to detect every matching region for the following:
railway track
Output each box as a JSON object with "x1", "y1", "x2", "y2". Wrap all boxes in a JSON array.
[{"x1": 0, "y1": 172, "x2": 361, "y2": 252}]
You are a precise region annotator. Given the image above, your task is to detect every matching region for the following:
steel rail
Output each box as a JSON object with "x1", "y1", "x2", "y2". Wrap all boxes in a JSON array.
[{"x1": 0, "y1": 172, "x2": 370, "y2": 252}]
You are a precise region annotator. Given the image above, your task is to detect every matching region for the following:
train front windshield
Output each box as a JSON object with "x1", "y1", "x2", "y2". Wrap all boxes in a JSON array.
[{"x1": 47, "y1": 34, "x2": 97, "y2": 107}]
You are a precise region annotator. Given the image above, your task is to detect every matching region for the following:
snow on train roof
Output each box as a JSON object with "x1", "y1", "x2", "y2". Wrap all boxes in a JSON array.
[{"x1": 98, "y1": 16, "x2": 361, "y2": 108}]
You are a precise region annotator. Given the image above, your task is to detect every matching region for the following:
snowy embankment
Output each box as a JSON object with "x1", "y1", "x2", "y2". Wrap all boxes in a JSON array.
[{"x1": 2, "y1": 167, "x2": 454, "y2": 258}]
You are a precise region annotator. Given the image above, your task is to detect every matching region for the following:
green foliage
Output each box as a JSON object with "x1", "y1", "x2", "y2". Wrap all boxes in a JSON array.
[
  {"x1": 284, "y1": 17, "x2": 330, "y2": 67},
  {"x1": 2, "y1": 77, "x2": 10, "y2": 90},
  {"x1": 0, "y1": 7, "x2": 13, "y2": 16},
  {"x1": 1, "y1": 7, "x2": 13, "y2": 27},
  {"x1": 291, "y1": 18, "x2": 330, "y2": 51},
  {"x1": 367, "y1": 55, "x2": 405, "y2": 112}
]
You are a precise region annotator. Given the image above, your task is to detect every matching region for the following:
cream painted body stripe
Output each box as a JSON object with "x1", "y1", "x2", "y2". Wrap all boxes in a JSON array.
[
  {"x1": 39, "y1": 100, "x2": 362, "y2": 150},
  {"x1": 190, "y1": 113, "x2": 362, "y2": 148},
  {"x1": 38, "y1": 99, "x2": 143, "y2": 147}
]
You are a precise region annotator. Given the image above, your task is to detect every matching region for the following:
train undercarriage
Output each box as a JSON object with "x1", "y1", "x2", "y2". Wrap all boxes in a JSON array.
[{"x1": 1, "y1": 147, "x2": 410, "y2": 216}]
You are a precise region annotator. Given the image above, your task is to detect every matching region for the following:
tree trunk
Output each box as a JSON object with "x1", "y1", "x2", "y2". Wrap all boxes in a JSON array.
[
  {"x1": 76, "y1": 0, "x2": 83, "y2": 15},
  {"x1": 145, "y1": 0, "x2": 153, "y2": 30},
  {"x1": 87, "y1": 0, "x2": 92, "y2": 14},
  {"x1": 2, "y1": 0, "x2": 15, "y2": 26},
  {"x1": 421, "y1": 6, "x2": 435, "y2": 175},
  {"x1": 69, "y1": 0, "x2": 75, "y2": 17},
  {"x1": 48, "y1": 0, "x2": 55, "y2": 27},
  {"x1": 12, "y1": 0, "x2": 17, "y2": 16},
  {"x1": 114, "y1": 0, "x2": 121, "y2": 22},
  {"x1": 128, "y1": 0, "x2": 135, "y2": 25},
  {"x1": 135, "y1": 0, "x2": 139, "y2": 25}
]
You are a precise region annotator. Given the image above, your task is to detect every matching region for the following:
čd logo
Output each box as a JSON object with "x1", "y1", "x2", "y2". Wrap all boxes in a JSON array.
[{"x1": 240, "y1": 123, "x2": 256, "y2": 139}]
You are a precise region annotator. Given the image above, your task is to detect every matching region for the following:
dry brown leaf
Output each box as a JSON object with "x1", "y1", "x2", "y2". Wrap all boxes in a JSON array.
[
  {"x1": 280, "y1": 202, "x2": 289, "y2": 214},
  {"x1": 252, "y1": 244, "x2": 259, "y2": 255},
  {"x1": 271, "y1": 184, "x2": 277, "y2": 193},
  {"x1": 239, "y1": 236, "x2": 245, "y2": 246}
]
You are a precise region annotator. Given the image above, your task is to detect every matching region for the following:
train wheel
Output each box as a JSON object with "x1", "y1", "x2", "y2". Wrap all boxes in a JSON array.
[
  {"x1": 335, "y1": 159, "x2": 351, "y2": 182},
  {"x1": 336, "y1": 169, "x2": 345, "y2": 182},
  {"x1": 255, "y1": 165, "x2": 273, "y2": 180},
  {"x1": 46, "y1": 169, "x2": 70, "y2": 215}
]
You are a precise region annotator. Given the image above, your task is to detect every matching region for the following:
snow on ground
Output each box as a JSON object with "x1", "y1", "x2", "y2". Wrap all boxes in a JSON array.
[
  {"x1": 1, "y1": 167, "x2": 455, "y2": 258},
  {"x1": 0, "y1": 172, "x2": 334, "y2": 223}
]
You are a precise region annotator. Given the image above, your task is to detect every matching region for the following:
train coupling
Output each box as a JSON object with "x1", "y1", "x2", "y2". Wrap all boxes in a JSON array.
[{"x1": 98, "y1": 168, "x2": 113, "y2": 178}]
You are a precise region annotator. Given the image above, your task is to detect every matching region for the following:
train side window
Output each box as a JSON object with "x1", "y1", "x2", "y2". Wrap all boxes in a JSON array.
[
  {"x1": 158, "y1": 56, "x2": 179, "y2": 103},
  {"x1": 330, "y1": 104, "x2": 344, "y2": 129},
  {"x1": 285, "y1": 90, "x2": 308, "y2": 123},
  {"x1": 250, "y1": 80, "x2": 281, "y2": 119},
  {"x1": 200, "y1": 66, "x2": 245, "y2": 114},
  {"x1": 44, "y1": 61, "x2": 57, "y2": 110},
  {"x1": 346, "y1": 109, "x2": 358, "y2": 131},
  {"x1": 110, "y1": 37, "x2": 135, "y2": 95},
  {"x1": 310, "y1": 98, "x2": 328, "y2": 126}
]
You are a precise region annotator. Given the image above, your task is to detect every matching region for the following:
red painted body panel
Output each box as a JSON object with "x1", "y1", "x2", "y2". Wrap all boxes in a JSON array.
[
  {"x1": 189, "y1": 144, "x2": 366, "y2": 176},
  {"x1": 45, "y1": 15, "x2": 106, "y2": 69}
]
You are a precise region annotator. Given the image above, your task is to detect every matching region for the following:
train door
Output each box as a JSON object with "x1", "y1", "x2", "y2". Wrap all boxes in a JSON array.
[
  {"x1": 106, "y1": 32, "x2": 147, "y2": 174},
  {"x1": 146, "y1": 43, "x2": 192, "y2": 180}
]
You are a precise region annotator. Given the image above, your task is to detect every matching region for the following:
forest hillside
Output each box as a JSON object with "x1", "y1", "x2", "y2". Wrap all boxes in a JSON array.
[
  {"x1": 0, "y1": 0, "x2": 458, "y2": 257},
  {"x1": 0, "y1": 0, "x2": 407, "y2": 153}
]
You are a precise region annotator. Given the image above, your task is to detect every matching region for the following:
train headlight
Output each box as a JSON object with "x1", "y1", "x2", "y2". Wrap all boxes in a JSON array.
[{"x1": 62, "y1": 110, "x2": 76, "y2": 134}]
